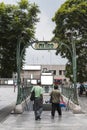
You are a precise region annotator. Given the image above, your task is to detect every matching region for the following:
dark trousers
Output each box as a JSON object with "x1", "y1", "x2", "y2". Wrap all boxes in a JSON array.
[
  {"x1": 51, "y1": 103, "x2": 62, "y2": 117},
  {"x1": 34, "y1": 97, "x2": 43, "y2": 119}
]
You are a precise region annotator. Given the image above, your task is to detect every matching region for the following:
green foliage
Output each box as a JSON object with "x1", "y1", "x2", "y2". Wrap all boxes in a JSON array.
[
  {"x1": 0, "y1": 0, "x2": 40, "y2": 78},
  {"x1": 18, "y1": 0, "x2": 29, "y2": 9},
  {"x1": 53, "y1": 0, "x2": 87, "y2": 82}
]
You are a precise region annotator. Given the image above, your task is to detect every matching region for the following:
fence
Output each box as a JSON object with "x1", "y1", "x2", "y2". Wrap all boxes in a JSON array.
[
  {"x1": 17, "y1": 85, "x2": 32, "y2": 103},
  {"x1": 61, "y1": 86, "x2": 76, "y2": 104}
]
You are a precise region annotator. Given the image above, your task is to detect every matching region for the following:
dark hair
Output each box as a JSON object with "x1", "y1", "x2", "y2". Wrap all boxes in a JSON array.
[
  {"x1": 54, "y1": 85, "x2": 58, "y2": 89},
  {"x1": 37, "y1": 80, "x2": 41, "y2": 85}
]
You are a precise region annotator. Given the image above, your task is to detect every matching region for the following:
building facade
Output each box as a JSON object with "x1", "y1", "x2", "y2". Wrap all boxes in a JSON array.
[
  {"x1": 21, "y1": 64, "x2": 68, "y2": 83},
  {"x1": 41, "y1": 65, "x2": 66, "y2": 80}
]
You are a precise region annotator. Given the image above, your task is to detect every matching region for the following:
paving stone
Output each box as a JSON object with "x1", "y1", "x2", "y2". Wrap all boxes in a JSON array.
[{"x1": 1, "y1": 110, "x2": 87, "y2": 130}]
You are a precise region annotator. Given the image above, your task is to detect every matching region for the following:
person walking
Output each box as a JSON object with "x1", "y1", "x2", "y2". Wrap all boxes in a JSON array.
[
  {"x1": 79, "y1": 82, "x2": 85, "y2": 96},
  {"x1": 50, "y1": 85, "x2": 63, "y2": 119},
  {"x1": 31, "y1": 81, "x2": 43, "y2": 120}
]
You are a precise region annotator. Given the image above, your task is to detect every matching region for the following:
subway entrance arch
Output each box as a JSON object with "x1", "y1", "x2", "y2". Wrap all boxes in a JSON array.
[{"x1": 16, "y1": 40, "x2": 58, "y2": 106}]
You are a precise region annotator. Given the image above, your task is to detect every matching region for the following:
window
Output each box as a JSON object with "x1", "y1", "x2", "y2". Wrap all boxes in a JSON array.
[
  {"x1": 42, "y1": 68, "x2": 47, "y2": 72},
  {"x1": 63, "y1": 70, "x2": 66, "y2": 75},
  {"x1": 59, "y1": 70, "x2": 62, "y2": 75},
  {"x1": 51, "y1": 70, "x2": 56, "y2": 75},
  {"x1": 39, "y1": 44, "x2": 44, "y2": 49}
]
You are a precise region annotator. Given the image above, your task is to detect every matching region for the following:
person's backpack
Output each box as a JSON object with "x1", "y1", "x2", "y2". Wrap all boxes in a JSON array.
[{"x1": 30, "y1": 90, "x2": 35, "y2": 101}]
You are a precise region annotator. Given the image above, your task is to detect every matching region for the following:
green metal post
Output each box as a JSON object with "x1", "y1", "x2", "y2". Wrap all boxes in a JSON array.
[
  {"x1": 72, "y1": 37, "x2": 78, "y2": 104},
  {"x1": 16, "y1": 38, "x2": 21, "y2": 104},
  {"x1": 58, "y1": 37, "x2": 78, "y2": 104}
]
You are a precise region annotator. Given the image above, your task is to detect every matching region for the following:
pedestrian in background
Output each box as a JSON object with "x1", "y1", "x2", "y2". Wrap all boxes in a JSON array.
[
  {"x1": 31, "y1": 81, "x2": 43, "y2": 120},
  {"x1": 79, "y1": 82, "x2": 85, "y2": 96},
  {"x1": 13, "y1": 82, "x2": 16, "y2": 92},
  {"x1": 50, "y1": 85, "x2": 63, "y2": 119}
]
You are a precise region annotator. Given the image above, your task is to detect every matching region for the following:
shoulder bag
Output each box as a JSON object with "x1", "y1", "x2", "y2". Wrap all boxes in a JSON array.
[{"x1": 30, "y1": 90, "x2": 35, "y2": 101}]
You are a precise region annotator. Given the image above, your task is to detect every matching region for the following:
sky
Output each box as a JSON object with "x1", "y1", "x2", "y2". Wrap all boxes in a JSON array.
[{"x1": 0, "y1": 0, "x2": 67, "y2": 65}]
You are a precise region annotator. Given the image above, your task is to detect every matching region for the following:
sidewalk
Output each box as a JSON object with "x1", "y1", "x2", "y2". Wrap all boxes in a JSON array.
[
  {"x1": 0, "y1": 109, "x2": 87, "y2": 130},
  {"x1": 0, "y1": 87, "x2": 17, "y2": 110}
]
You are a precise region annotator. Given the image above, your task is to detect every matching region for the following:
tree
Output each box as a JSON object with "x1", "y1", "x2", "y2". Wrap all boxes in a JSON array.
[
  {"x1": 52, "y1": 0, "x2": 87, "y2": 82},
  {"x1": 0, "y1": 0, "x2": 40, "y2": 78}
]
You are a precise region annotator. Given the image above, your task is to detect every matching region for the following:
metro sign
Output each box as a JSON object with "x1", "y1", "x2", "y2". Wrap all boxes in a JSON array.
[{"x1": 34, "y1": 41, "x2": 58, "y2": 50}]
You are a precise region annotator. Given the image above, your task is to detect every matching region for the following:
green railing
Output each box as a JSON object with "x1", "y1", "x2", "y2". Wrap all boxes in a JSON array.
[
  {"x1": 16, "y1": 85, "x2": 32, "y2": 104},
  {"x1": 61, "y1": 86, "x2": 76, "y2": 103}
]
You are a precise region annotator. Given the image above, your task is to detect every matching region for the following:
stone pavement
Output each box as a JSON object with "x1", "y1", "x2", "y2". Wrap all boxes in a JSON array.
[
  {"x1": 0, "y1": 109, "x2": 87, "y2": 130},
  {"x1": 78, "y1": 96, "x2": 87, "y2": 113},
  {"x1": 0, "y1": 87, "x2": 87, "y2": 129},
  {"x1": 0, "y1": 87, "x2": 17, "y2": 110}
]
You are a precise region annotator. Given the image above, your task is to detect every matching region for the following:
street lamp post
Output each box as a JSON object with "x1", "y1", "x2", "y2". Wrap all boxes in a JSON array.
[
  {"x1": 16, "y1": 34, "x2": 34, "y2": 105},
  {"x1": 16, "y1": 31, "x2": 34, "y2": 105},
  {"x1": 16, "y1": 37, "x2": 22, "y2": 104},
  {"x1": 71, "y1": 36, "x2": 77, "y2": 104},
  {"x1": 66, "y1": 30, "x2": 78, "y2": 104},
  {"x1": 58, "y1": 30, "x2": 78, "y2": 104}
]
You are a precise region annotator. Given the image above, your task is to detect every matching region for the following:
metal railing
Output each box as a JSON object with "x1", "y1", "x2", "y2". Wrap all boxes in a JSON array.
[
  {"x1": 16, "y1": 85, "x2": 32, "y2": 104},
  {"x1": 61, "y1": 86, "x2": 76, "y2": 103}
]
